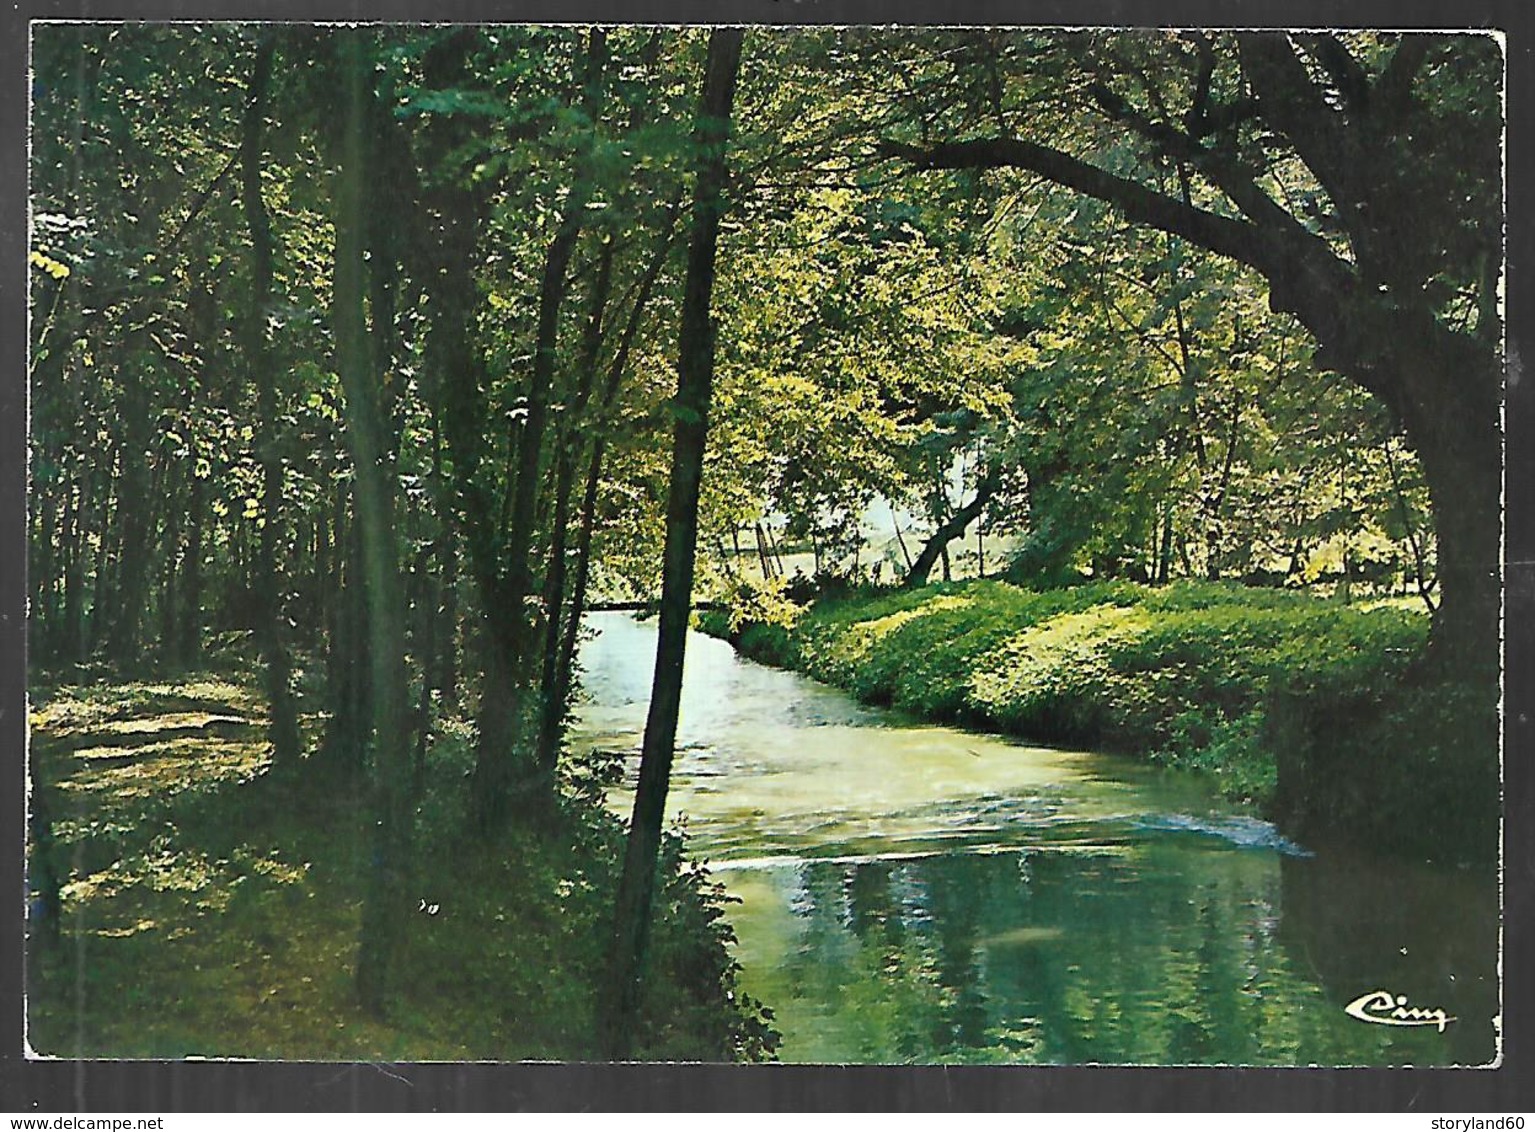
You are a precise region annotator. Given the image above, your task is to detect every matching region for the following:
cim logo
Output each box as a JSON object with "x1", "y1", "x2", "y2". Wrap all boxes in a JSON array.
[{"x1": 1344, "y1": 989, "x2": 1456, "y2": 1033}]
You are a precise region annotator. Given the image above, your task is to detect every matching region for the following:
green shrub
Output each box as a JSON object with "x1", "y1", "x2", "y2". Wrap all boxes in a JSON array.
[{"x1": 720, "y1": 579, "x2": 1436, "y2": 817}]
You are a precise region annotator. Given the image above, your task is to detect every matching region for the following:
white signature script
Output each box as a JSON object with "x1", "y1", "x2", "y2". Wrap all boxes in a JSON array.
[{"x1": 1344, "y1": 989, "x2": 1456, "y2": 1032}]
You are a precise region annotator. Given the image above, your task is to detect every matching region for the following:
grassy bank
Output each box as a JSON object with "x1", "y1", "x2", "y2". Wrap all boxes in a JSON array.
[
  {"x1": 700, "y1": 580, "x2": 1497, "y2": 864},
  {"x1": 26, "y1": 668, "x2": 778, "y2": 1060}
]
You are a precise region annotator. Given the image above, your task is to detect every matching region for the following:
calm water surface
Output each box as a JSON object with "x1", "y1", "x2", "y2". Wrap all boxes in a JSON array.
[{"x1": 574, "y1": 613, "x2": 1498, "y2": 1066}]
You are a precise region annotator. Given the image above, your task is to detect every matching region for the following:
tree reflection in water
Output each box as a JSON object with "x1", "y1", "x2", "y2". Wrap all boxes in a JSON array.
[{"x1": 733, "y1": 840, "x2": 1495, "y2": 1065}]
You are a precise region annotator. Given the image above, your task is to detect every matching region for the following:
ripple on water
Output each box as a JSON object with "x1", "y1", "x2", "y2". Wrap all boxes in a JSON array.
[{"x1": 1130, "y1": 812, "x2": 1314, "y2": 857}]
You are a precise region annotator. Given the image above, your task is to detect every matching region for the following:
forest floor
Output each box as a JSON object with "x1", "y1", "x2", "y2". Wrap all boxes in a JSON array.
[
  {"x1": 26, "y1": 673, "x2": 414, "y2": 1058},
  {"x1": 25, "y1": 666, "x2": 774, "y2": 1061}
]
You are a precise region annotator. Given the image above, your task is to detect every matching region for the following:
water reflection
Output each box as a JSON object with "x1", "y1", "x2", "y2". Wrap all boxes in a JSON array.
[
  {"x1": 575, "y1": 613, "x2": 1498, "y2": 1066},
  {"x1": 1277, "y1": 846, "x2": 1498, "y2": 1065}
]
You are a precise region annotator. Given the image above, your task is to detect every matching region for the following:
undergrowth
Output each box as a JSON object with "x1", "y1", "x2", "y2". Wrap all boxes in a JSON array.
[{"x1": 27, "y1": 675, "x2": 778, "y2": 1061}]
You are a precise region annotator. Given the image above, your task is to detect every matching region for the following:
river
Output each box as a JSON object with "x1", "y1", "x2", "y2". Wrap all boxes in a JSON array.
[{"x1": 574, "y1": 612, "x2": 1499, "y2": 1066}]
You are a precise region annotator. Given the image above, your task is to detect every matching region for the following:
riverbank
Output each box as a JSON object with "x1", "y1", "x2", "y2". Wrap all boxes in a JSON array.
[
  {"x1": 699, "y1": 580, "x2": 1498, "y2": 865},
  {"x1": 26, "y1": 667, "x2": 778, "y2": 1060}
]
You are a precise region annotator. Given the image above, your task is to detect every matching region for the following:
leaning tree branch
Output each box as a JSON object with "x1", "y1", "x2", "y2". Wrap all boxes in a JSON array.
[
  {"x1": 879, "y1": 135, "x2": 1277, "y2": 276},
  {"x1": 1084, "y1": 76, "x2": 1320, "y2": 253},
  {"x1": 875, "y1": 133, "x2": 1400, "y2": 409}
]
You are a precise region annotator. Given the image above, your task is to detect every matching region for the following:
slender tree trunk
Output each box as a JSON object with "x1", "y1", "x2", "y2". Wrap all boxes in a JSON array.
[
  {"x1": 314, "y1": 490, "x2": 331, "y2": 648},
  {"x1": 554, "y1": 446, "x2": 606, "y2": 752},
  {"x1": 906, "y1": 470, "x2": 1001, "y2": 588},
  {"x1": 91, "y1": 464, "x2": 120, "y2": 659},
  {"x1": 61, "y1": 471, "x2": 87, "y2": 667},
  {"x1": 468, "y1": 28, "x2": 609, "y2": 833},
  {"x1": 603, "y1": 26, "x2": 744, "y2": 1059},
  {"x1": 413, "y1": 542, "x2": 439, "y2": 797},
  {"x1": 551, "y1": 306, "x2": 658, "y2": 736},
  {"x1": 753, "y1": 523, "x2": 773, "y2": 580},
  {"x1": 890, "y1": 504, "x2": 914, "y2": 574},
  {"x1": 766, "y1": 523, "x2": 787, "y2": 577},
  {"x1": 322, "y1": 483, "x2": 369, "y2": 774},
  {"x1": 157, "y1": 457, "x2": 183, "y2": 663},
  {"x1": 1156, "y1": 502, "x2": 1174, "y2": 585},
  {"x1": 411, "y1": 128, "x2": 504, "y2": 797},
  {"x1": 34, "y1": 477, "x2": 58, "y2": 664},
  {"x1": 175, "y1": 463, "x2": 205, "y2": 668},
  {"x1": 535, "y1": 237, "x2": 616, "y2": 784},
  {"x1": 437, "y1": 537, "x2": 459, "y2": 713},
  {"x1": 550, "y1": 195, "x2": 686, "y2": 723},
  {"x1": 107, "y1": 360, "x2": 152, "y2": 663},
  {"x1": 534, "y1": 451, "x2": 581, "y2": 781},
  {"x1": 241, "y1": 39, "x2": 301, "y2": 766},
  {"x1": 334, "y1": 31, "x2": 414, "y2": 1015}
]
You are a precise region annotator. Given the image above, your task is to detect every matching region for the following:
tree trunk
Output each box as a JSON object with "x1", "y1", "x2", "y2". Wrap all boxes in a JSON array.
[
  {"x1": 33, "y1": 474, "x2": 58, "y2": 664},
  {"x1": 107, "y1": 360, "x2": 151, "y2": 663},
  {"x1": 91, "y1": 465, "x2": 120, "y2": 659},
  {"x1": 556, "y1": 444, "x2": 608, "y2": 710},
  {"x1": 413, "y1": 542, "x2": 439, "y2": 797},
  {"x1": 177, "y1": 462, "x2": 205, "y2": 669},
  {"x1": 157, "y1": 456, "x2": 183, "y2": 663},
  {"x1": 459, "y1": 28, "x2": 608, "y2": 834},
  {"x1": 905, "y1": 469, "x2": 1001, "y2": 588},
  {"x1": 1156, "y1": 501, "x2": 1174, "y2": 585},
  {"x1": 890, "y1": 504, "x2": 914, "y2": 575},
  {"x1": 1393, "y1": 348, "x2": 1500, "y2": 681},
  {"x1": 753, "y1": 523, "x2": 773, "y2": 580},
  {"x1": 322, "y1": 484, "x2": 369, "y2": 775},
  {"x1": 436, "y1": 536, "x2": 459, "y2": 713},
  {"x1": 603, "y1": 26, "x2": 744, "y2": 1059},
  {"x1": 333, "y1": 30, "x2": 414, "y2": 1014},
  {"x1": 62, "y1": 471, "x2": 87, "y2": 666},
  {"x1": 547, "y1": 195, "x2": 685, "y2": 739},
  {"x1": 766, "y1": 523, "x2": 788, "y2": 577},
  {"x1": 240, "y1": 39, "x2": 301, "y2": 767}
]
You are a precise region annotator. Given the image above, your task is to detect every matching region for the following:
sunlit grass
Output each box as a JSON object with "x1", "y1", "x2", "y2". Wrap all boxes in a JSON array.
[
  {"x1": 27, "y1": 677, "x2": 388, "y2": 1058},
  {"x1": 860, "y1": 593, "x2": 975, "y2": 640},
  {"x1": 30, "y1": 678, "x2": 261, "y2": 733},
  {"x1": 27, "y1": 668, "x2": 773, "y2": 1061}
]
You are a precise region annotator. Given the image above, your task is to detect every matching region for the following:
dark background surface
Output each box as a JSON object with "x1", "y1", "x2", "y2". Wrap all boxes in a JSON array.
[{"x1": 2, "y1": 0, "x2": 1531, "y2": 1111}]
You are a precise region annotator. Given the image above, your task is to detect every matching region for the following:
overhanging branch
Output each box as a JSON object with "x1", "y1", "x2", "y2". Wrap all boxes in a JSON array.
[{"x1": 879, "y1": 135, "x2": 1279, "y2": 276}]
